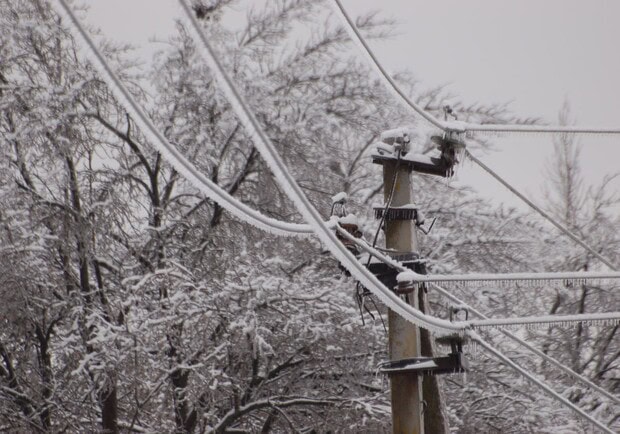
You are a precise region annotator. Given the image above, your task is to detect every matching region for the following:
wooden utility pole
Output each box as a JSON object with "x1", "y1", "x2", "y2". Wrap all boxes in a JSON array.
[
  {"x1": 382, "y1": 158, "x2": 449, "y2": 434},
  {"x1": 382, "y1": 158, "x2": 424, "y2": 433},
  {"x1": 372, "y1": 129, "x2": 459, "y2": 433}
]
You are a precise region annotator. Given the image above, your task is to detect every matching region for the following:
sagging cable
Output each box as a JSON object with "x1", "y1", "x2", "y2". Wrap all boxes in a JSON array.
[
  {"x1": 431, "y1": 283, "x2": 620, "y2": 406},
  {"x1": 396, "y1": 269, "x2": 620, "y2": 288},
  {"x1": 53, "y1": 0, "x2": 328, "y2": 239},
  {"x1": 466, "y1": 149, "x2": 618, "y2": 271},
  {"x1": 471, "y1": 332, "x2": 615, "y2": 434},
  {"x1": 176, "y1": 0, "x2": 464, "y2": 335},
  {"x1": 331, "y1": 0, "x2": 620, "y2": 137}
]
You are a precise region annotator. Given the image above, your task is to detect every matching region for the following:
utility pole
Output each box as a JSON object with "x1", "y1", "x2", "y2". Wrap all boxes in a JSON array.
[
  {"x1": 371, "y1": 129, "x2": 462, "y2": 433},
  {"x1": 379, "y1": 143, "x2": 450, "y2": 433},
  {"x1": 382, "y1": 155, "x2": 424, "y2": 433}
]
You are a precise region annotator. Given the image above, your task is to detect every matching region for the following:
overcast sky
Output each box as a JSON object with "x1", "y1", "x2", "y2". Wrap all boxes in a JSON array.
[{"x1": 83, "y1": 0, "x2": 620, "y2": 211}]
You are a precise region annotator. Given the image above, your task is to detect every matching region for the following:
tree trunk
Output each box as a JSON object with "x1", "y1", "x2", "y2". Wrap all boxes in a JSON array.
[{"x1": 100, "y1": 383, "x2": 119, "y2": 434}]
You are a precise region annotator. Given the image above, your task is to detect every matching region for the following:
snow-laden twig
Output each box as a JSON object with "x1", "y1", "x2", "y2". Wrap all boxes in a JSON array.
[{"x1": 209, "y1": 396, "x2": 339, "y2": 433}]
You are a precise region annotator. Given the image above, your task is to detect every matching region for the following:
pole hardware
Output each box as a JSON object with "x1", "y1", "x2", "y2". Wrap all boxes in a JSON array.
[
  {"x1": 374, "y1": 204, "x2": 418, "y2": 221},
  {"x1": 330, "y1": 191, "x2": 348, "y2": 217},
  {"x1": 378, "y1": 352, "x2": 468, "y2": 376},
  {"x1": 366, "y1": 254, "x2": 426, "y2": 294},
  {"x1": 381, "y1": 334, "x2": 469, "y2": 377},
  {"x1": 377, "y1": 305, "x2": 470, "y2": 377},
  {"x1": 373, "y1": 203, "x2": 437, "y2": 238},
  {"x1": 330, "y1": 192, "x2": 363, "y2": 272},
  {"x1": 372, "y1": 127, "x2": 466, "y2": 178}
]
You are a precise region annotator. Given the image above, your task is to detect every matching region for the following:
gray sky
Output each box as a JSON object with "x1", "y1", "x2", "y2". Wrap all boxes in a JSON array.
[
  {"x1": 83, "y1": 0, "x2": 620, "y2": 211},
  {"x1": 344, "y1": 0, "x2": 620, "y2": 211}
]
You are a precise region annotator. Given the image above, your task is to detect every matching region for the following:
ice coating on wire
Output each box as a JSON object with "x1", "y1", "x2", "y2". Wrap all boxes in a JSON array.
[
  {"x1": 176, "y1": 0, "x2": 465, "y2": 335},
  {"x1": 396, "y1": 269, "x2": 620, "y2": 286},
  {"x1": 464, "y1": 122, "x2": 620, "y2": 135},
  {"x1": 471, "y1": 312, "x2": 620, "y2": 329},
  {"x1": 53, "y1": 0, "x2": 325, "y2": 239},
  {"x1": 340, "y1": 227, "x2": 620, "y2": 405},
  {"x1": 466, "y1": 149, "x2": 618, "y2": 271},
  {"x1": 331, "y1": 0, "x2": 620, "y2": 137},
  {"x1": 472, "y1": 332, "x2": 615, "y2": 434},
  {"x1": 429, "y1": 282, "x2": 620, "y2": 405},
  {"x1": 330, "y1": 0, "x2": 446, "y2": 130},
  {"x1": 338, "y1": 228, "x2": 620, "y2": 329}
]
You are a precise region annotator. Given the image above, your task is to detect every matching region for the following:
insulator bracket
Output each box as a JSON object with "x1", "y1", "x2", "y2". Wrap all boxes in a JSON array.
[
  {"x1": 366, "y1": 254, "x2": 426, "y2": 293},
  {"x1": 374, "y1": 205, "x2": 418, "y2": 221},
  {"x1": 378, "y1": 353, "x2": 468, "y2": 376}
]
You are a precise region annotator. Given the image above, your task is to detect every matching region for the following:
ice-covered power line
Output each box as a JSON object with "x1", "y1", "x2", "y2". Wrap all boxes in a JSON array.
[
  {"x1": 465, "y1": 149, "x2": 618, "y2": 271},
  {"x1": 55, "y1": 0, "x2": 465, "y2": 335},
  {"x1": 469, "y1": 312, "x2": 620, "y2": 329},
  {"x1": 430, "y1": 283, "x2": 620, "y2": 406},
  {"x1": 174, "y1": 0, "x2": 467, "y2": 335},
  {"x1": 338, "y1": 227, "x2": 620, "y2": 405},
  {"x1": 330, "y1": 0, "x2": 445, "y2": 130},
  {"x1": 396, "y1": 269, "x2": 620, "y2": 287},
  {"x1": 331, "y1": 0, "x2": 620, "y2": 137},
  {"x1": 53, "y1": 0, "x2": 329, "y2": 239},
  {"x1": 336, "y1": 228, "x2": 620, "y2": 329},
  {"x1": 472, "y1": 332, "x2": 615, "y2": 434},
  {"x1": 462, "y1": 123, "x2": 620, "y2": 136}
]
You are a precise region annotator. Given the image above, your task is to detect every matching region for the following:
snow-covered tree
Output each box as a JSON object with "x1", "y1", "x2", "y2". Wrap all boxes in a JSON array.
[{"x1": 1, "y1": 1, "x2": 617, "y2": 433}]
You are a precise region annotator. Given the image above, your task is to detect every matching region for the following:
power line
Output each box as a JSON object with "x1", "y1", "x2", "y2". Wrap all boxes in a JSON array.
[
  {"x1": 430, "y1": 282, "x2": 620, "y2": 406},
  {"x1": 338, "y1": 227, "x2": 620, "y2": 421},
  {"x1": 53, "y1": 0, "x2": 322, "y2": 238},
  {"x1": 470, "y1": 312, "x2": 620, "y2": 329},
  {"x1": 331, "y1": 0, "x2": 620, "y2": 137},
  {"x1": 331, "y1": 0, "x2": 445, "y2": 130},
  {"x1": 397, "y1": 269, "x2": 620, "y2": 286},
  {"x1": 472, "y1": 332, "x2": 615, "y2": 434},
  {"x1": 464, "y1": 123, "x2": 620, "y2": 136},
  {"x1": 465, "y1": 149, "x2": 618, "y2": 270},
  {"x1": 176, "y1": 0, "x2": 464, "y2": 335},
  {"x1": 337, "y1": 228, "x2": 620, "y2": 329}
]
